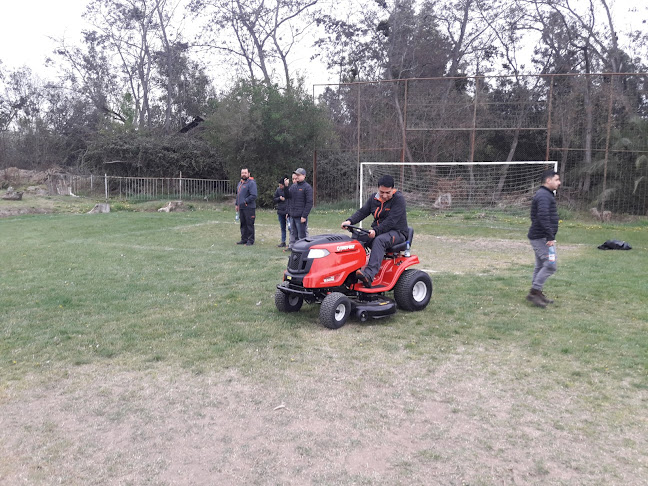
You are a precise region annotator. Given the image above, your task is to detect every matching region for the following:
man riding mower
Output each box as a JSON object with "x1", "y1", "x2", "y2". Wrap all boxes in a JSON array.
[{"x1": 275, "y1": 175, "x2": 432, "y2": 329}]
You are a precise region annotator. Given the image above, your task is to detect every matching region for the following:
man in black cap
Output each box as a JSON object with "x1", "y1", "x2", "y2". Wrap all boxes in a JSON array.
[
  {"x1": 287, "y1": 167, "x2": 313, "y2": 243},
  {"x1": 341, "y1": 174, "x2": 408, "y2": 288},
  {"x1": 527, "y1": 169, "x2": 561, "y2": 307},
  {"x1": 273, "y1": 176, "x2": 290, "y2": 247}
]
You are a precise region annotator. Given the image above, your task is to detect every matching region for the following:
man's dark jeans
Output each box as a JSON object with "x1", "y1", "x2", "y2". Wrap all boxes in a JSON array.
[
  {"x1": 357, "y1": 230, "x2": 405, "y2": 280},
  {"x1": 239, "y1": 207, "x2": 255, "y2": 244}
]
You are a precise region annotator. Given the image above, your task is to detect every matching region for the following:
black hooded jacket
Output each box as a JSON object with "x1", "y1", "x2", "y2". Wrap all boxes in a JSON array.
[
  {"x1": 528, "y1": 186, "x2": 559, "y2": 240},
  {"x1": 273, "y1": 187, "x2": 288, "y2": 215},
  {"x1": 348, "y1": 190, "x2": 408, "y2": 238}
]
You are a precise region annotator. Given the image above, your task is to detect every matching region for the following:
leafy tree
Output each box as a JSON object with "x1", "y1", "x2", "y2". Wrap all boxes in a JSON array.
[
  {"x1": 203, "y1": 80, "x2": 333, "y2": 205},
  {"x1": 81, "y1": 127, "x2": 226, "y2": 178}
]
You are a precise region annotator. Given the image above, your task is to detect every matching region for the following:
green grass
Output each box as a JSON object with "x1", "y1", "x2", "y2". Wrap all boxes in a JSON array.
[
  {"x1": 2, "y1": 204, "x2": 646, "y2": 385},
  {"x1": 1, "y1": 201, "x2": 647, "y2": 484}
]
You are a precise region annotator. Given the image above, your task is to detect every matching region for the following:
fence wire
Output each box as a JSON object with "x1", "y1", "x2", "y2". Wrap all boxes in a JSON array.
[{"x1": 314, "y1": 73, "x2": 648, "y2": 215}]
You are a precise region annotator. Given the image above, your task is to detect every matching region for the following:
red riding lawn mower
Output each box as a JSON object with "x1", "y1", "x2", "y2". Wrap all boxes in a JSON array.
[{"x1": 275, "y1": 225, "x2": 433, "y2": 329}]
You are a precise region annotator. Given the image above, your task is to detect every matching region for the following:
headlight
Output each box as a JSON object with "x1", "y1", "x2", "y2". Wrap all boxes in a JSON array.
[{"x1": 307, "y1": 248, "x2": 330, "y2": 259}]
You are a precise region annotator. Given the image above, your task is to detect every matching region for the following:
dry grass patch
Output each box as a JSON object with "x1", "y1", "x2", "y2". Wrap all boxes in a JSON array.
[{"x1": 1, "y1": 350, "x2": 646, "y2": 485}]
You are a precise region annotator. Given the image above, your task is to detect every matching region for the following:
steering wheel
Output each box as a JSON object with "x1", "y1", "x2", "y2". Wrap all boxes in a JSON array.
[{"x1": 342, "y1": 224, "x2": 371, "y2": 238}]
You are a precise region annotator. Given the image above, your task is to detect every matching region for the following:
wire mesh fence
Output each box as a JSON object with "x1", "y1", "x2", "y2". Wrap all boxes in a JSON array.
[
  {"x1": 46, "y1": 174, "x2": 235, "y2": 201},
  {"x1": 313, "y1": 73, "x2": 648, "y2": 216}
]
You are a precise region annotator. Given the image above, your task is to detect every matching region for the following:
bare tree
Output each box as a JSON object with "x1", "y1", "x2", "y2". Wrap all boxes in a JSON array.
[
  {"x1": 518, "y1": 0, "x2": 625, "y2": 193},
  {"x1": 85, "y1": 0, "x2": 160, "y2": 129},
  {"x1": 190, "y1": 0, "x2": 319, "y2": 90},
  {"x1": 55, "y1": 33, "x2": 127, "y2": 124}
]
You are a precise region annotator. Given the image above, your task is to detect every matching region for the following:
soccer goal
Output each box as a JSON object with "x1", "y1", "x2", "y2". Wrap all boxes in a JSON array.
[{"x1": 359, "y1": 161, "x2": 558, "y2": 210}]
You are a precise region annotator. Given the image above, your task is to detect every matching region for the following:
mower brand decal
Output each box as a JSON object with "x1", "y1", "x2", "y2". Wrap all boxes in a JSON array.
[
  {"x1": 323, "y1": 276, "x2": 335, "y2": 283},
  {"x1": 336, "y1": 244, "x2": 356, "y2": 252}
]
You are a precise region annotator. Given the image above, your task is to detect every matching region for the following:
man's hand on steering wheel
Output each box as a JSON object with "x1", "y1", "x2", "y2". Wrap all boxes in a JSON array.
[{"x1": 341, "y1": 222, "x2": 375, "y2": 238}]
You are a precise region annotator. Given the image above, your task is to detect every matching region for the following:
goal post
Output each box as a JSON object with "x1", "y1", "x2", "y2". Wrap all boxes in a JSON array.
[{"x1": 359, "y1": 161, "x2": 558, "y2": 210}]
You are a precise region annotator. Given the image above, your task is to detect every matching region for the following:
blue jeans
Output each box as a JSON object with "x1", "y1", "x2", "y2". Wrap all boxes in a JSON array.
[{"x1": 277, "y1": 213, "x2": 287, "y2": 244}]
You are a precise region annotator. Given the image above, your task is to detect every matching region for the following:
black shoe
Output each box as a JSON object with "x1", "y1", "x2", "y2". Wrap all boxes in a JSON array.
[
  {"x1": 526, "y1": 288, "x2": 547, "y2": 308},
  {"x1": 539, "y1": 291, "x2": 554, "y2": 304},
  {"x1": 277, "y1": 242, "x2": 286, "y2": 247},
  {"x1": 246, "y1": 242, "x2": 254, "y2": 246},
  {"x1": 356, "y1": 269, "x2": 373, "y2": 288},
  {"x1": 236, "y1": 240, "x2": 246, "y2": 245}
]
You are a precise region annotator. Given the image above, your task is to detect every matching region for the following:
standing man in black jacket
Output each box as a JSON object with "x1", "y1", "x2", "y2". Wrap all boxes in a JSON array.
[
  {"x1": 273, "y1": 176, "x2": 290, "y2": 247},
  {"x1": 235, "y1": 168, "x2": 257, "y2": 246},
  {"x1": 341, "y1": 174, "x2": 408, "y2": 288},
  {"x1": 287, "y1": 168, "x2": 313, "y2": 243},
  {"x1": 527, "y1": 169, "x2": 561, "y2": 307}
]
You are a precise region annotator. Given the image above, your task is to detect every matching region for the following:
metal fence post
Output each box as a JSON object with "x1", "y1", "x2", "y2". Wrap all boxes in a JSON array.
[{"x1": 601, "y1": 75, "x2": 615, "y2": 214}]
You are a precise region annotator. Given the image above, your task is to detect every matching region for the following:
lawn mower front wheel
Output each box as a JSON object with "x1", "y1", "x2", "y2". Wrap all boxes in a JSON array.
[
  {"x1": 275, "y1": 282, "x2": 304, "y2": 313},
  {"x1": 319, "y1": 292, "x2": 351, "y2": 329}
]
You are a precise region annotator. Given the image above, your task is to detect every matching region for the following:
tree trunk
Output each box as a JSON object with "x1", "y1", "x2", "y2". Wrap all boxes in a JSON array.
[{"x1": 156, "y1": 0, "x2": 174, "y2": 131}]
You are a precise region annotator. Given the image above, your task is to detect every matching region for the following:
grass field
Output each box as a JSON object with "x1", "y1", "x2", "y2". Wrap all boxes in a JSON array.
[{"x1": 1, "y1": 199, "x2": 647, "y2": 485}]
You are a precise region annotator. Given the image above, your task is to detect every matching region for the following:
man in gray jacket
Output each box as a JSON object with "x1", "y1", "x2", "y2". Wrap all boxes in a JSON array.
[
  {"x1": 235, "y1": 168, "x2": 257, "y2": 246},
  {"x1": 527, "y1": 169, "x2": 561, "y2": 307}
]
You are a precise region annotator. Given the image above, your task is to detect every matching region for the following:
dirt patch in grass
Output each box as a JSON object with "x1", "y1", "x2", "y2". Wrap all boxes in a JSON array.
[
  {"x1": 0, "y1": 206, "x2": 52, "y2": 218},
  {"x1": 411, "y1": 234, "x2": 583, "y2": 275},
  {"x1": 1, "y1": 352, "x2": 646, "y2": 485}
]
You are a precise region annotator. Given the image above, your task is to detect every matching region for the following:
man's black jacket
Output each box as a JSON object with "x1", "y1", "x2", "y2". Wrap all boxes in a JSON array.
[
  {"x1": 273, "y1": 187, "x2": 288, "y2": 215},
  {"x1": 348, "y1": 190, "x2": 408, "y2": 238},
  {"x1": 528, "y1": 186, "x2": 558, "y2": 240},
  {"x1": 287, "y1": 181, "x2": 313, "y2": 219}
]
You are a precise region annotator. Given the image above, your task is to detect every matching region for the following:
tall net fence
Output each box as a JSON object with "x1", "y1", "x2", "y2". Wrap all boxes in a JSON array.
[
  {"x1": 314, "y1": 73, "x2": 648, "y2": 215},
  {"x1": 361, "y1": 162, "x2": 556, "y2": 211},
  {"x1": 46, "y1": 174, "x2": 235, "y2": 201}
]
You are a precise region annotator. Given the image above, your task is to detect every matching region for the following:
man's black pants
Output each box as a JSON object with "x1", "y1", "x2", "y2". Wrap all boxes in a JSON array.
[
  {"x1": 357, "y1": 230, "x2": 405, "y2": 280},
  {"x1": 239, "y1": 207, "x2": 255, "y2": 244}
]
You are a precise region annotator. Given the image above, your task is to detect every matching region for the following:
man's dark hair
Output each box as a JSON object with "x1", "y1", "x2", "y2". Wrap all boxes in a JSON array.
[
  {"x1": 541, "y1": 169, "x2": 558, "y2": 183},
  {"x1": 378, "y1": 174, "x2": 395, "y2": 188}
]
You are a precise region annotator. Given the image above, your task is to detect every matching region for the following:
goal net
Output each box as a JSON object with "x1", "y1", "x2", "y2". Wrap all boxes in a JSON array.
[{"x1": 359, "y1": 161, "x2": 558, "y2": 211}]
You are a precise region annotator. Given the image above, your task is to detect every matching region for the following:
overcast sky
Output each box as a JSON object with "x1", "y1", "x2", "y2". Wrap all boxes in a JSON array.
[
  {"x1": 0, "y1": 0, "x2": 645, "y2": 89},
  {"x1": 0, "y1": 0, "x2": 335, "y2": 89}
]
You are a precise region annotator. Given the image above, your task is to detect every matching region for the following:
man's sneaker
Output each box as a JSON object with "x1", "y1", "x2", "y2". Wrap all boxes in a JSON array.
[
  {"x1": 236, "y1": 240, "x2": 246, "y2": 245},
  {"x1": 526, "y1": 288, "x2": 547, "y2": 308},
  {"x1": 356, "y1": 269, "x2": 373, "y2": 288},
  {"x1": 539, "y1": 291, "x2": 554, "y2": 304},
  {"x1": 277, "y1": 242, "x2": 286, "y2": 247},
  {"x1": 246, "y1": 242, "x2": 254, "y2": 246}
]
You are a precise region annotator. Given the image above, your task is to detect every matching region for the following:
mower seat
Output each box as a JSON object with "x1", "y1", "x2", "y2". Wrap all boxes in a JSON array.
[{"x1": 387, "y1": 227, "x2": 414, "y2": 254}]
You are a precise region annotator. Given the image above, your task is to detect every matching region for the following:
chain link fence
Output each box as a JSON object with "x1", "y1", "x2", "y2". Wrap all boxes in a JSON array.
[{"x1": 313, "y1": 73, "x2": 648, "y2": 215}]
